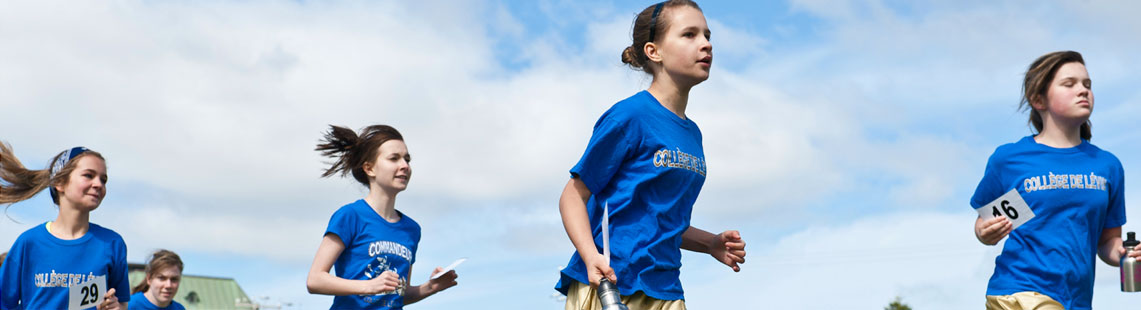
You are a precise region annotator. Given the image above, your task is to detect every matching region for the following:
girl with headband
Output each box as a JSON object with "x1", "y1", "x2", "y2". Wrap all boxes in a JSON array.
[
  {"x1": 971, "y1": 51, "x2": 1138, "y2": 309},
  {"x1": 128, "y1": 250, "x2": 184, "y2": 310},
  {"x1": 306, "y1": 125, "x2": 457, "y2": 309},
  {"x1": 555, "y1": 1, "x2": 746, "y2": 309},
  {"x1": 0, "y1": 143, "x2": 129, "y2": 310}
]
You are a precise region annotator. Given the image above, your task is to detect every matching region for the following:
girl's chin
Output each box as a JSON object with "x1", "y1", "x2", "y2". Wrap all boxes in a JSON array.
[{"x1": 384, "y1": 184, "x2": 408, "y2": 192}]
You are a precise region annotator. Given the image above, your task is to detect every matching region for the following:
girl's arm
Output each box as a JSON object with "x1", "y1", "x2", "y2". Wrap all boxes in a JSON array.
[
  {"x1": 402, "y1": 266, "x2": 457, "y2": 305},
  {"x1": 306, "y1": 234, "x2": 401, "y2": 295},
  {"x1": 559, "y1": 177, "x2": 615, "y2": 286},
  {"x1": 1098, "y1": 226, "x2": 1141, "y2": 266},
  {"x1": 681, "y1": 226, "x2": 746, "y2": 272}
]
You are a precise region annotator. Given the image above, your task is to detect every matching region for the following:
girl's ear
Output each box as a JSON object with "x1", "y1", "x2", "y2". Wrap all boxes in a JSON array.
[
  {"x1": 1029, "y1": 94, "x2": 1048, "y2": 111},
  {"x1": 53, "y1": 180, "x2": 65, "y2": 196},
  {"x1": 644, "y1": 42, "x2": 662, "y2": 64},
  {"x1": 362, "y1": 161, "x2": 376, "y2": 178}
]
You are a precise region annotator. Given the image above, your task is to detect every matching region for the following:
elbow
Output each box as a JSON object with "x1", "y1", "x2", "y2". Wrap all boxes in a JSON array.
[{"x1": 305, "y1": 273, "x2": 319, "y2": 294}]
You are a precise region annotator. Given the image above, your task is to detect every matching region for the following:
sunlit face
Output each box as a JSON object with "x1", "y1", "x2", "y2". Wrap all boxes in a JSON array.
[
  {"x1": 364, "y1": 140, "x2": 411, "y2": 193},
  {"x1": 650, "y1": 6, "x2": 712, "y2": 86},
  {"x1": 1039, "y1": 62, "x2": 1093, "y2": 123},
  {"x1": 145, "y1": 266, "x2": 181, "y2": 307},
  {"x1": 55, "y1": 156, "x2": 107, "y2": 211}
]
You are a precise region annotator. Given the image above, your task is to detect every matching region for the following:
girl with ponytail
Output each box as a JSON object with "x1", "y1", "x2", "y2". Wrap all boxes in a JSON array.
[
  {"x1": 970, "y1": 51, "x2": 1138, "y2": 309},
  {"x1": 305, "y1": 125, "x2": 458, "y2": 309},
  {"x1": 0, "y1": 142, "x2": 129, "y2": 310},
  {"x1": 556, "y1": 1, "x2": 746, "y2": 309},
  {"x1": 127, "y1": 250, "x2": 184, "y2": 310}
]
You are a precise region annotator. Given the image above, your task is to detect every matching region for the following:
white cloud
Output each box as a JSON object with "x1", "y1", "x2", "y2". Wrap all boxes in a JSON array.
[
  {"x1": 679, "y1": 211, "x2": 992, "y2": 309},
  {"x1": 683, "y1": 211, "x2": 1140, "y2": 309},
  {"x1": 106, "y1": 203, "x2": 325, "y2": 264},
  {"x1": 3, "y1": 0, "x2": 1140, "y2": 308}
]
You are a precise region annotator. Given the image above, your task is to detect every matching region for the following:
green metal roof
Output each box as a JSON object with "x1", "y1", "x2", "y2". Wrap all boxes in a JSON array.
[{"x1": 128, "y1": 269, "x2": 256, "y2": 310}]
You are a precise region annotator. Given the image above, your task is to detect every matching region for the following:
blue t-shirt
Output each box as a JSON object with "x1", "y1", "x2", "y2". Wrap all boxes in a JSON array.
[
  {"x1": 126, "y1": 291, "x2": 184, "y2": 310},
  {"x1": 0, "y1": 222, "x2": 130, "y2": 310},
  {"x1": 555, "y1": 90, "x2": 708, "y2": 301},
  {"x1": 325, "y1": 199, "x2": 420, "y2": 310},
  {"x1": 971, "y1": 136, "x2": 1126, "y2": 309}
]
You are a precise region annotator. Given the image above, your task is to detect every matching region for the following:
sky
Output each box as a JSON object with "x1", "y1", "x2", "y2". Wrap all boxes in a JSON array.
[{"x1": 2, "y1": 0, "x2": 1140, "y2": 309}]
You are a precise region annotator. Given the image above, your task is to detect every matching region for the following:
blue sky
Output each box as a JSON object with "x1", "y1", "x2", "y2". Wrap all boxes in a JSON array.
[{"x1": 2, "y1": 0, "x2": 1140, "y2": 309}]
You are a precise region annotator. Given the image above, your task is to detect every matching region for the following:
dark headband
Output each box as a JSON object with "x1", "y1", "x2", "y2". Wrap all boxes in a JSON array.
[
  {"x1": 647, "y1": 2, "x2": 665, "y2": 42},
  {"x1": 49, "y1": 146, "x2": 89, "y2": 202}
]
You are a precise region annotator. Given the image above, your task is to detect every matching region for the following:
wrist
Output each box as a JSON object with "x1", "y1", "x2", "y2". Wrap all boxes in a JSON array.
[{"x1": 703, "y1": 234, "x2": 719, "y2": 253}]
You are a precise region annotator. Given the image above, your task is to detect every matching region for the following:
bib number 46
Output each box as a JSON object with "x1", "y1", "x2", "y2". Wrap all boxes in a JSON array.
[
  {"x1": 976, "y1": 188, "x2": 1035, "y2": 231},
  {"x1": 991, "y1": 200, "x2": 1019, "y2": 219}
]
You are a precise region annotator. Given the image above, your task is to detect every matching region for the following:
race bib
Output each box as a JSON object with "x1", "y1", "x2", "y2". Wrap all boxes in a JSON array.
[
  {"x1": 68, "y1": 275, "x2": 106, "y2": 310},
  {"x1": 977, "y1": 188, "x2": 1035, "y2": 230}
]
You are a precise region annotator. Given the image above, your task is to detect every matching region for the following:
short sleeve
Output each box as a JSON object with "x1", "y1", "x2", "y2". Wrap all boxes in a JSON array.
[
  {"x1": 570, "y1": 109, "x2": 635, "y2": 194},
  {"x1": 970, "y1": 152, "x2": 1005, "y2": 209},
  {"x1": 411, "y1": 220, "x2": 421, "y2": 265},
  {"x1": 1, "y1": 238, "x2": 24, "y2": 309},
  {"x1": 109, "y1": 237, "x2": 130, "y2": 302},
  {"x1": 325, "y1": 206, "x2": 357, "y2": 245},
  {"x1": 1104, "y1": 160, "x2": 1127, "y2": 229}
]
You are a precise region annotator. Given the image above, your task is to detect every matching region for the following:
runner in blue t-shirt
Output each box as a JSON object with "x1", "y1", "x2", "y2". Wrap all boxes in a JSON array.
[
  {"x1": 127, "y1": 250, "x2": 185, "y2": 310},
  {"x1": 0, "y1": 143, "x2": 130, "y2": 310},
  {"x1": 306, "y1": 125, "x2": 458, "y2": 309},
  {"x1": 556, "y1": 1, "x2": 746, "y2": 309},
  {"x1": 971, "y1": 51, "x2": 1140, "y2": 310}
]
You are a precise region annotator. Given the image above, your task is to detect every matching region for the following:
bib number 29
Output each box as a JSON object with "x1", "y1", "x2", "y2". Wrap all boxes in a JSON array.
[
  {"x1": 79, "y1": 283, "x2": 99, "y2": 307},
  {"x1": 991, "y1": 200, "x2": 1019, "y2": 219},
  {"x1": 68, "y1": 274, "x2": 106, "y2": 310}
]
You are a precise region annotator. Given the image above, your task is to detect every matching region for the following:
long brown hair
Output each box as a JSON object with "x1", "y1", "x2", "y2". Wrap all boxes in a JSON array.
[
  {"x1": 315, "y1": 125, "x2": 405, "y2": 186},
  {"x1": 1, "y1": 142, "x2": 105, "y2": 207},
  {"x1": 132, "y1": 249, "x2": 184, "y2": 294},
  {"x1": 1020, "y1": 50, "x2": 1092, "y2": 140},
  {"x1": 620, "y1": 0, "x2": 703, "y2": 74}
]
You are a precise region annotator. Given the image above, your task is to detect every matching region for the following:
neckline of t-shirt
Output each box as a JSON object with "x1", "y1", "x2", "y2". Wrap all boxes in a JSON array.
[
  {"x1": 639, "y1": 90, "x2": 696, "y2": 128},
  {"x1": 41, "y1": 221, "x2": 95, "y2": 245},
  {"x1": 1022, "y1": 135, "x2": 1090, "y2": 154},
  {"x1": 356, "y1": 199, "x2": 406, "y2": 225}
]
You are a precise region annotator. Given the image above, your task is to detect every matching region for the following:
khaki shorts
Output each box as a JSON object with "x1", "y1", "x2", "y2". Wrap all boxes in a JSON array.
[
  {"x1": 564, "y1": 281, "x2": 686, "y2": 310},
  {"x1": 985, "y1": 291, "x2": 1064, "y2": 310}
]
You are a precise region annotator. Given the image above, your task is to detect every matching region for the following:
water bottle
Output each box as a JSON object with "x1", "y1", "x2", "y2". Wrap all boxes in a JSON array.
[
  {"x1": 1122, "y1": 232, "x2": 1140, "y2": 292},
  {"x1": 597, "y1": 278, "x2": 629, "y2": 310}
]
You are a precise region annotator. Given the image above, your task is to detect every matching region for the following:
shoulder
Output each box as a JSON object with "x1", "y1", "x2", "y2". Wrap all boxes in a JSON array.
[
  {"x1": 5, "y1": 225, "x2": 44, "y2": 256},
  {"x1": 126, "y1": 292, "x2": 151, "y2": 309},
  {"x1": 1084, "y1": 141, "x2": 1122, "y2": 162},
  {"x1": 13, "y1": 223, "x2": 47, "y2": 243},
  {"x1": 1083, "y1": 141, "x2": 1125, "y2": 173},
  {"x1": 127, "y1": 292, "x2": 149, "y2": 306},
  {"x1": 599, "y1": 92, "x2": 653, "y2": 124},
  {"x1": 331, "y1": 200, "x2": 366, "y2": 219},
  {"x1": 993, "y1": 136, "x2": 1033, "y2": 154},
  {"x1": 326, "y1": 201, "x2": 366, "y2": 238},
  {"x1": 88, "y1": 223, "x2": 126, "y2": 244},
  {"x1": 986, "y1": 136, "x2": 1033, "y2": 163},
  {"x1": 170, "y1": 300, "x2": 186, "y2": 310},
  {"x1": 396, "y1": 211, "x2": 421, "y2": 231}
]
